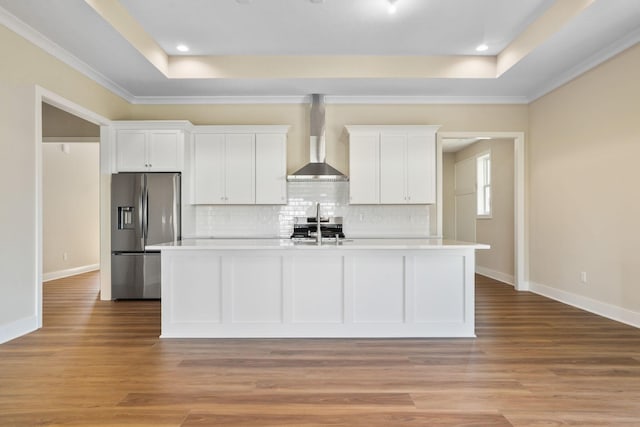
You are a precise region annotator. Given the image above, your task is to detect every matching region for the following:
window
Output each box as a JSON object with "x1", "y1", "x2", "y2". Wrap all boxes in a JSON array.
[{"x1": 477, "y1": 152, "x2": 491, "y2": 217}]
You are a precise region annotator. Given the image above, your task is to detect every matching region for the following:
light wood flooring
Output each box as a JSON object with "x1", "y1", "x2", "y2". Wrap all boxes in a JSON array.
[{"x1": 1, "y1": 272, "x2": 640, "y2": 426}]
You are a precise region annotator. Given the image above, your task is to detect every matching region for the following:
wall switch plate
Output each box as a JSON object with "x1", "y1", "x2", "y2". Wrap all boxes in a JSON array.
[{"x1": 580, "y1": 271, "x2": 587, "y2": 284}]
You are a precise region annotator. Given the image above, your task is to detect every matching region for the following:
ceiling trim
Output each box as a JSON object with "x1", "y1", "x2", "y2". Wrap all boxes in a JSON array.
[
  {"x1": 326, "y1": 95, "x2": 530, "y2": 105},
  {"x1": 0, "y1": 5, "x2": 135, "y2": 102},
  {"x1": 527, "y1": 28, "x2": 640, "y2": 102},
  {"x1": 169, "y1": 55, "x2": 497, "y2": 79},
  {"x1": 497, "y1": 0, "x2": 596, "y2": 76},
  {"x1": 131, "y1": 96, "x2": 310, "y2": 105},
  {"x1": 84, "y1": 0, "x2": 168, "y2": 75},
  {"x1": 131, "y1": 95, "x2": 531, "y2": 105}
]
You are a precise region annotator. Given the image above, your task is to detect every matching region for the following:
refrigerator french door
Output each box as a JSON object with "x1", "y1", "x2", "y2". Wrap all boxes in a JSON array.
[{"x1": 111, "y1": 172, "x2": 180, "y2": 299}]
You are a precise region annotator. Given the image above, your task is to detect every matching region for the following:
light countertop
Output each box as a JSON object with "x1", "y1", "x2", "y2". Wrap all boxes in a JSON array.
[{"x1": 147, "y1": 238, "x2": 489, "y2": 251}]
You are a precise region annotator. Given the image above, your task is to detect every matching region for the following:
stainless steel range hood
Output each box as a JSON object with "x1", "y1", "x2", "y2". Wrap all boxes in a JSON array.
[{"x1": 287, "y1": 94, "x2": 348, "y2": 182}]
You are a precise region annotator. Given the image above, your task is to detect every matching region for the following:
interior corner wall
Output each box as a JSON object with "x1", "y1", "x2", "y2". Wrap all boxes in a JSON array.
[
  {"x1": 43, "y1": 143, "x2": 100, "y2": 279},
  {"x1": 528, "y1": 42, "x2": 640, "y2": 320},
  {"x1": 0, "y1": 23, "x2": 129, "y2": 343}
]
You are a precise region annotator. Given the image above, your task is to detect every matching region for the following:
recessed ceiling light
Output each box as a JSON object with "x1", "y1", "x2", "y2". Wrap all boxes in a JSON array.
[
  {"x1": 387, "y1": 0, "x2": 398, "y2": 14},
  {"x1": 176, "y1": 44, "x2": 189, "y2": 53},
  {"x1": 476, "y1": 44, "x2": 489, "y2": 52}
]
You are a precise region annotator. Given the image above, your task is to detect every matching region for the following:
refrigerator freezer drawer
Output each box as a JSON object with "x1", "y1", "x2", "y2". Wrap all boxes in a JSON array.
[{"x1": 111, "y1": 253, "x2": 161, "y2": 299}]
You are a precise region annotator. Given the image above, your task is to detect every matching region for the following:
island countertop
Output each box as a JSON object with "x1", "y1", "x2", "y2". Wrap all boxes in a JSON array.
[{"x1": 147, "y1": 238, "x2": 489, "y2": 251}]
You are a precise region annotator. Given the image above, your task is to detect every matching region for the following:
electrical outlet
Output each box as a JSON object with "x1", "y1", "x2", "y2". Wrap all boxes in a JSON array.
[
  {"x1": 580, "y1": 271, "x2": 587, "y2": 284},
  {"x1": 63, "y1": 252, "x2": 68, "y2": 261}
]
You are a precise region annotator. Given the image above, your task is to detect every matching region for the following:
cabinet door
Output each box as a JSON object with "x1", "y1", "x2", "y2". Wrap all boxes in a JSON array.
[
  {"x1": 380, "y1": 133, "x2": 407, "y2": 204},
  {"x1": 193, "y1": 133, "x2": 225, "y2": 204},
  {"x1": 224, "y1": 134, "x2": 255, "y2": 204},
  {"x1": 255, "y1": 133, "x2": 287, "y2": 204},
  {"x1": 349, "y1": 134, "x2": 379, "y2": 204},
  {"x1": 148, "y1": 130, "x2": 182, "y2": 171},
  {"x1": 406, "y1": 133, "x2": 436, "y2": 204},
  {"x1": 116, "y1": 130, "x2": 147, "y2": 171}
]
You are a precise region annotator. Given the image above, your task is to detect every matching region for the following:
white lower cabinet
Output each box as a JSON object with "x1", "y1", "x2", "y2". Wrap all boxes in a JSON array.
[
  {"x1": 159, "y1": 247, "x2": 476, "y2": 338},
  {"x1": 346, "y1": 125, "x2": 439, "y2": 205},
  {"x1": 192, "y1": 126, "x2": 288, "y2": 205}
]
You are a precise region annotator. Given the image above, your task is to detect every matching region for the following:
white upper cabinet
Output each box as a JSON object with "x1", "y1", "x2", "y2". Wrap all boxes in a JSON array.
[
  {"x1": 192, "y1": 126, "x2": 289, "y2": 205},
  {"x1": 224, "y1": 134, "x2": 255, "y2": 204},
  {"x1": 346, "y1": 125, "x2": 439, "y2": 205},
  {"x1": 193, "y1": 133, "x2": 226, "y2": 204},
  {"x1": 113, "y1": 122, "x2": 188, "y2": 172},
  {"x1": 348, "y1": 133, "x2": 380, "y2": 204},
  {"x1": 255, "y1": 133, "x2": 287, "y2": 204}
]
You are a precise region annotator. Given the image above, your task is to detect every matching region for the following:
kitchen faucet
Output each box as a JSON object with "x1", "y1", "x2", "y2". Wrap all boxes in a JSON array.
[{"x1": 316, "y1": 202, "x2": 322, "y2": 245}]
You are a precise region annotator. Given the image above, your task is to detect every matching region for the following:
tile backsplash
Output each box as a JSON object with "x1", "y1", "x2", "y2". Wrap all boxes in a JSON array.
[{"x1": 193, "y1": 182, "x2": 432, "y2": 238}]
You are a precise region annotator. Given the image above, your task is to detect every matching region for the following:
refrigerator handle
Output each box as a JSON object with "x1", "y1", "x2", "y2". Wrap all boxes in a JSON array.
[
  {"x1": 172, "y1": 174, "x2": 179, "y2": 243},
  {"x1": 139, "y1": 177, "x2": 145, "y2": 250},
  {"x1": 144, "y1": 186, "x2": 150, "y2": 242}
]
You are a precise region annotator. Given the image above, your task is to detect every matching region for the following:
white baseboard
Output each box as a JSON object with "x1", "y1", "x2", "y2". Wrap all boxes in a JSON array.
[
  {"x1": 529, "y1": 281, "x2": 640, "y2": 329},
  {"x1": 43, "y1": 264, "x2": 100, "y2": 282},
  {"x1": 0, "y1": 315, "x2": 38, "y2": 344},
  {"x1": 476, "y1": 266, "x2": 515, "y2": 286}
]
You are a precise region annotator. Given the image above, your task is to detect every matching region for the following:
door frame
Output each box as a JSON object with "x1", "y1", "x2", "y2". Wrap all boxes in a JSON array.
[
  {"x1": 35, "y1": 86, "x2": 111, "y2": 327},
  {"x1": 436, "y1": 132, "x2": 527, "y2": 291}
]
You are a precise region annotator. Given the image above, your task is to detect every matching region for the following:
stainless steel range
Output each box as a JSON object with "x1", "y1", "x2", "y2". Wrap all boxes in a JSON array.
[{"x1": 290, "y1": 216, "x2": 345, "y2": 242}]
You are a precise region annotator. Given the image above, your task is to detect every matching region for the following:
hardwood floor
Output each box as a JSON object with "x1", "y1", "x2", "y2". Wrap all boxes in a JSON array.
[{"x1": 1, "y1": 272, "x2": 640, "y2": 426}]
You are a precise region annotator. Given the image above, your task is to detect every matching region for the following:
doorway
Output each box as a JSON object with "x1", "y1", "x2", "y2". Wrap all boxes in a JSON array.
[
  {"x1": 42, "y1": 103, "x2": 100, "y2": 282},
  {"x1": 35, "y1": 87, "x2": 110, "y2": 328},
  {"x1": 436, "y1": 132, "x2": 526, "y2": 290}
]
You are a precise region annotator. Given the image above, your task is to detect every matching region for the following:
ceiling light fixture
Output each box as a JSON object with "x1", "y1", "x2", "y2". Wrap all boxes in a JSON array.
[
  {"x1": 387, "y1": 0, "x2": 398, "y2": 14},
  {"x1": 476, "y1": 44, "x2": 489, "y2": 52},
  {"x1": 176, "y1": 44, "x2": 190, "y2": 53}
]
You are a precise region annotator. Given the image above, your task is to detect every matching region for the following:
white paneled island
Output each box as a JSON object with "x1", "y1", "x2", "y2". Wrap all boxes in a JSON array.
[{"x1": 147, "y1": 239, "x2": 489, "y2": 338}]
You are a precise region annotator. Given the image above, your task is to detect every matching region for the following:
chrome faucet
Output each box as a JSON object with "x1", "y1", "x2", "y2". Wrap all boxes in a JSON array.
[{"x1": 316, "y1": 202, "x2": 322, "y2": 245}]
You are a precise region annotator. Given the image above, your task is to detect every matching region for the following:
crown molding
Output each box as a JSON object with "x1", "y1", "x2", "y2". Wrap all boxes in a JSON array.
[
  {"x1": 131, "y1": 95, "x2": 530, "y2": 105},
  {"x1": 0, "y1": 5, "x2": 135, "y2": 102},
  {"x1": 527, "y1": 27, "x2": 640, "y2": 102},
  {"x1": 130, "y1": 95, "x2": 310, "y2": 104},
  {"x1": 325, "y1": 95, "x2": 530, "y2": 104}
]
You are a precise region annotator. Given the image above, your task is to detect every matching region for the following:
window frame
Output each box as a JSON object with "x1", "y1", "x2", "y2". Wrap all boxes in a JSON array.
[{"x1": 476, "y1": 151, "x2": 492, "y2": 219}]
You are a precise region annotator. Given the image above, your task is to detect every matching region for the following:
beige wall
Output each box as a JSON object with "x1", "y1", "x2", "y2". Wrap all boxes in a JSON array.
[
  {"x1": 0, "y1": 23, "x2": 129, "y2": 338},
  {"x1": 450, "y1": 139, "x2": 515, "y2": 280},
  {"x1": 529, "y1": 42, "x2": 640, "y2": 312},
  {"x1": 43, "y1": 143, "x2": 100, "y2": 277},
  {"x1": 42, "y1": 103, "x2": 100, "y2": 138},
  {"x1": 129, "y1": 103, "x2": 529, "y2": 175}
]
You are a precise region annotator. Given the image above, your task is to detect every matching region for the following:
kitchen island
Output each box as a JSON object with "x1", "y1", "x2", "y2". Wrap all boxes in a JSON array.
[{"x1": 147, "y1": 239, "x2": 489, "y2": 338}]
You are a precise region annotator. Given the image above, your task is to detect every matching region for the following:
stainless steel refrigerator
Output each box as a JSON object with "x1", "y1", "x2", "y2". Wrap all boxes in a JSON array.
[{"x1": 111, "y1": 172, "x2": 181, "y2": 299}]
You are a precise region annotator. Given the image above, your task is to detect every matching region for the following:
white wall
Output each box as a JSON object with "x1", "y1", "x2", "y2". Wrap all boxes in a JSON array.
[{"x1": 42, "y1": 143, "x2": 99, "y2": 280}]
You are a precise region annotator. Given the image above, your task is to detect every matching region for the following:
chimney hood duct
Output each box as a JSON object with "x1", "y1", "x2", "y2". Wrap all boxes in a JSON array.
[{"x1": 287, "y1": 94, "x2": 348, "y2": 182}]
